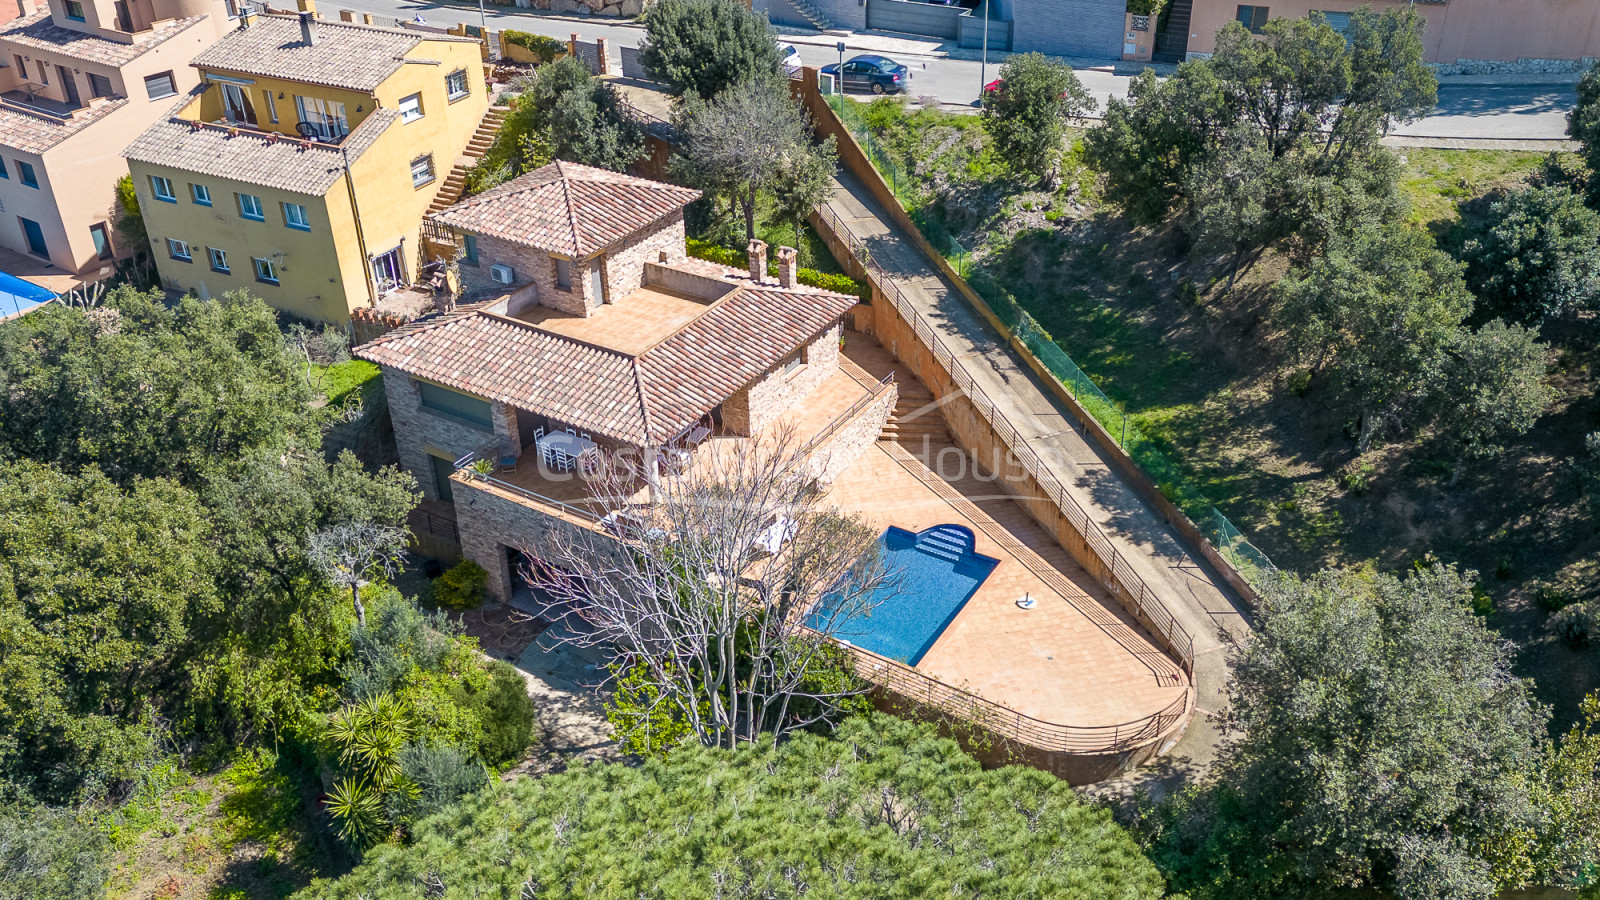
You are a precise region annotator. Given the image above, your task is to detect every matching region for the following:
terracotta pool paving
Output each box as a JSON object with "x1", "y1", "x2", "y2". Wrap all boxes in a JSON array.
[{"x1": 827, "y1": 439, "x2": 1190, "y2": 730}]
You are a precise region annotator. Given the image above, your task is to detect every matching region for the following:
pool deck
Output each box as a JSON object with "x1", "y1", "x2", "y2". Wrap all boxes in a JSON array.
[{"x1": 827, "y1": 351, "x2": 1189, "y2": 730}]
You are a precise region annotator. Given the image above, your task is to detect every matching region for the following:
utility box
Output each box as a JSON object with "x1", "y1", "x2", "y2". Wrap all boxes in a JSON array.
[{"x1": 1122, "y1": 12, "x2": 1153, "y2": 61}]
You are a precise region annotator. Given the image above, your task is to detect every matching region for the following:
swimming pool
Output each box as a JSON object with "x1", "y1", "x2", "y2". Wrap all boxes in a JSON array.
[{"x1": 811, "y1": 524, "x2": 999, "y2": 666}]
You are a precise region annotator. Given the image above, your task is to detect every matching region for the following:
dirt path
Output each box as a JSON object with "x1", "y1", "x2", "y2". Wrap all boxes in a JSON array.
[{"x1": 823, "y1": 171, "x2": 1253, "y2": 792}]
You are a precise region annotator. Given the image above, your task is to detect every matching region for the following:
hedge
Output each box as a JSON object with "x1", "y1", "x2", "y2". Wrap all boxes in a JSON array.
[{"x1": 686, "y1": 238, "x2": 870, "y2": 302}]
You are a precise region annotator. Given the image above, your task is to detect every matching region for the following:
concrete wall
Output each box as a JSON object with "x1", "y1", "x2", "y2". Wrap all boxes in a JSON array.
[
  {"x1": 0, "y1": 0, "x2": 234, "y2": 275},
  {"x1": 1186, "y1": 0, "x2": 1600, "y2": 68},
  {"x1": 866, "y1": 0, "x2": 963, "y2": 40},
  {"x1": 723, "y1": 323, "x2": 841, "y2": 435},
  {"x1": 1010, "y1": 0, "x2": 1123, "y2": 60},
  {"x1": 755, "y1": 0, "x2": 867, "y2": 32}
]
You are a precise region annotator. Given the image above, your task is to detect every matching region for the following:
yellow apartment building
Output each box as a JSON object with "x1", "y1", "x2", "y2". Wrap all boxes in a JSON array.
[
  {"x1": 124, "y1": 5, "x2": 488, "y2": 323},
  {"x1": 0, "y1": 0, "x2": 233, "y2": 278}
]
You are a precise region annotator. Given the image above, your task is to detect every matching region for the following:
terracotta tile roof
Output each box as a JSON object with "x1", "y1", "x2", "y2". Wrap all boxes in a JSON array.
[
  {"x1": 189, "y1": 15, "x2": 471, "y2": 92},
  {"x1": 0, "y1": 96, "x2": 126, "y2": 154},
  {"x1": 356, "y1": 277, "x2": 859, "y2": 445},
  {"x1": 0, "y1": 7, "x2": 208, "y2": 66},
  {"x1": 432, "y1": 161, "x2": 703, "y2": 258},
  {"x1": 122, "y1": 89, "x2": 396, "y2": 194}
]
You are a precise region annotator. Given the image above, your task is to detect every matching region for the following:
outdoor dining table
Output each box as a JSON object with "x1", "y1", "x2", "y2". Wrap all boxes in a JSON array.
[{"x1": 537, "y1": 431, "x2": 596, "y2": 470}]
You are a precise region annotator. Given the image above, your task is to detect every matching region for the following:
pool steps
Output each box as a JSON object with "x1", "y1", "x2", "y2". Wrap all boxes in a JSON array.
[{"x1": 914, "y1": 524, "x2": 977, "y2": 563}]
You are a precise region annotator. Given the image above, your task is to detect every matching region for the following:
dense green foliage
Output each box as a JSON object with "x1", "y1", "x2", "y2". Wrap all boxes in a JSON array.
[
  {"x1": 638, "y1": 0, "x2": 782, "y2": 100},
  {"x1": 1461, "y1": 185, "x2": 1600, "y2": 325},
  {"x1": 0, "y1": 287, "x2": 422, "y2": 805},
  {"x1": 430, "y1": 559, "x2": 487, "y2": 609},
  {"x1": 980, "y1": 52, "x2": 1095, "y2": 183},
  {"x1": 0, "y1": 289, "x2": 313, "y2": 487},
  {"x1": 469, "y1": 57, "x2": 647, "y2": 194},
  {"x1": 1568, "y1": 61, "x2": 1600, "y2": 204},
  {"x1": 1085, "y1": 7, "x2": 1433, "y2": 269},
  {"x1": 0, "y1": 805, "x2": 110, "y2": 900},
  {"x1": 1138, "y1": 565, "x2": 1596, "y2": 900},
  {"x1": 300, "y1": 714, "x2": 1166, "y2": 899}
]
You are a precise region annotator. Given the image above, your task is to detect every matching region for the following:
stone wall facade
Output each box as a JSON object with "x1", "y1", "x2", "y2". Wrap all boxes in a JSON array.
[
  {"x1": 724, "y1": 323, "x2": 842, "y2": 435},
  {"x1": 809, "y1": 383, "x2": 895, "y2": 486},
  {"x1": 603, "y1": 212, "x2": 687, "y2": 304},
  {"x1": 383, "y1": 366, "x2": 521, "y2": 502},
  {"x1": 452, "y1": 475, "x2": 629, "y2": 601},
  {"x1": 455, "y1": 212, "x2": 686, "y2": 318}
]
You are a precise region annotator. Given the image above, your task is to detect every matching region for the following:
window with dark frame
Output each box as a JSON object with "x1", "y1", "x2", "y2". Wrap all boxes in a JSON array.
[
  {"x1": 17, "y1": 161, "x2": 38, "y2": 189},
  {"x1": 89, "y1": 223, "x2": 113, "y2": 260},
  {"x1": 417, "y1": 381, "x2": 493, "y2": 429},
  {"x1": 65, "y1": 1, "x2": 85, "y2": 20},
  {"x1": 143, "y1": 71, "x2": 177, "y2": 100},
  {"x1": 1236, "y1": 5, "x2": 1269, "y2": 33},
  {"x1": 88, "y1": 72, "x2": 113, "y2": 98}
]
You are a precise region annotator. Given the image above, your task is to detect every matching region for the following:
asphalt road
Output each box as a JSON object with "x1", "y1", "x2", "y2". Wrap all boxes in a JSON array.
[{"x1": 331, "y1": 0, "x2": 1576, "y2": 140}]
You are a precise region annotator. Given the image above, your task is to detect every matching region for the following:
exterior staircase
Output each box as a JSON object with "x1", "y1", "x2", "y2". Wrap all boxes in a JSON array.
[
  {"x1": 427, "y1": 105, "x2": 507, "y2": 217},
  {"x1": 879, "y1": 382, "x2": 951, "y2": 447},
  {"x1": 784, "y1": 0, "x2": 833, "y2": 33},
  {"x1": 1152, "y1": 0, "x2": 1192, "y2": 64}
]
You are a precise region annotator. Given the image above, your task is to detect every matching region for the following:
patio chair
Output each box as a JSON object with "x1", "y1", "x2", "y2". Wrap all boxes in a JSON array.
[{"x1": 498, "y1": 452, "x2": 517, "y2": 474}]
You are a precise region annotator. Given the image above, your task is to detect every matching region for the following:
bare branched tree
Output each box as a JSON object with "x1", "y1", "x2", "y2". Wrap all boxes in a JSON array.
[
  {"x1": 308, "y1": 522, "x2": 408, "y2": 627},
  {"x1": 518, "y1": 427, "x2": 890, "y2": 751}
]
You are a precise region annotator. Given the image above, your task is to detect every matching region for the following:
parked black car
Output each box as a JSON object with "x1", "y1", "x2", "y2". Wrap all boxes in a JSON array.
[{"x1": 820, "y1": 54, "x2": 911, "y2": 95}]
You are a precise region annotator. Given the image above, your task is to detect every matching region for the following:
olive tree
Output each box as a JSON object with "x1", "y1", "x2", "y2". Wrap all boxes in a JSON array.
[
  {"x1": 673, "y1": 78, "x2": 838, "y2": 243},
  {"x1": 517, "y1": 427, "x2": 888, "y2": 753}
]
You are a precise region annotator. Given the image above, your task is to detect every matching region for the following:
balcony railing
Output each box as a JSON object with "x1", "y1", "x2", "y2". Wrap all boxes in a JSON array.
[
  {"x1": 802, "y1": 371, "x2": 894, "y2": 455},
  {"x1": 452, "y1": 449, "x2": 606, "y2": 524}
]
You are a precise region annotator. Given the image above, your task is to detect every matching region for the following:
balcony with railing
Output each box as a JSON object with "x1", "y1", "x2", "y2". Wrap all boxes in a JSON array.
[{"x1": 450, "y1": 349, "x2": 897, "y2": 531}]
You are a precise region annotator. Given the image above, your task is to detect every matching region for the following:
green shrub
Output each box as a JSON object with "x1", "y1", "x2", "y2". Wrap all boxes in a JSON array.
[
  {"x1": 1126, "y1": 0, "x2": 1165, "y2": 14},
  {"x1": 1552, "y1": 602, "x2": 1596, "y2": 647},
  {"x1": 500, "y1": 30, "x2": 565, "y2": 63},
  {"x1": 456, "y1": 661, "x2": 538, "y2": 767},
  {"x1": 1535, "y1": 579, "x2": 1575, "y2": 613},
  {"x1": 685, "y1": 238, "x2": 870, "y2": 301},
  {"x1": 0, "y1": 806, "x2": 110, "y2": 900},
  {"x1": 432, "y1": 559, "x2": 488, "y2": 610}
]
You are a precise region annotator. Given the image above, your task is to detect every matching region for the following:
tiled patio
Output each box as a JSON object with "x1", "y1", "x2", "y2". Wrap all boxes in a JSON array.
[{"x1": 827, "y1": 436, "x2": 1190, "y2": 730}]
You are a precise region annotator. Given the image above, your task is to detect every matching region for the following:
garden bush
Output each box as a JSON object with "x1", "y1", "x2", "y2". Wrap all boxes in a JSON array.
[
  {"x1": 500, "y1": 31, "x2": 565, "y2": 64},
  {"x1": 432, "y1": 559, "x2": 488, "y2": 610},
  {"x1": 1552, "y1": 602, "x2": 1597, "y2": 647},
  {"x1": 456, "y1": 661, "x2": 539, "y2": 767}
]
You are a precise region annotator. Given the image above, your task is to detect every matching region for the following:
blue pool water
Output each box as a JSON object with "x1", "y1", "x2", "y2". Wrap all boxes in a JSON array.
[{"x1": 810, "y1": 524, "x2": 999, "y2": 666}]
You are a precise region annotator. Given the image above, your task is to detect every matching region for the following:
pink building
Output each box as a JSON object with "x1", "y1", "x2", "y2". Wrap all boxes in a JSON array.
[
  {"x1": 0, "y1": 0, "x2": 233, "y2": 278},
  {"x1": 1183, "y1": 0, "x2": 1600, "y2": 73}
]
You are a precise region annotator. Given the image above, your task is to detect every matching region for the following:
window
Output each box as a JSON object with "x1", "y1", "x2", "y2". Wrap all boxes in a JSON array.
[
  {"x1": 113, "y1": 0, "x2": 132, "y2": 30},
  {"x1": 252, "y1": 256, "x2": 278, "y2": 284},
  {"x1": 34, "y1": 61, "x2": 47, "y2": 84},
  {"x1": 17, "y1": 161, "x2": 38, "y2": 189},
  {"x1": 207, "y1": 246, "x2": 228, "y2": 272},
  {"x1": 65, "y1": 0, "x2": 85, "y2": 19},
  {"x1": 88, "y1": 73, "x2": 113, "y2": 98},
  {"x1": 445, "y1": 68, "x2": 469, "y2": 101},
  {"x1": 237, "y1": 193, "x2": 264, "y2": 221},
  {"x1": 167, "y1": 237, "x2": 191, "y2": 261},
  {"x1": 417, "y1": 381, "x2": 493, "y2": 429},
  {"x1": 11, "y1": 55, "x2": 23, "y2": 76},
  {"x1": 282, "y1": 202, "x2": 310, "y2": 231},
  {"x1": 144, "y1": 71, "x2": 177, "y2": 100},
  {"x1": 410, "y1": 154, "x2": 434, "y2": 188},
  {"x1": 782, "y1": 351, "x2": 804, "y2": 375},
  {"x1": 398, "y1": 92, "x2": 423, "y2": 123},
  {"x1": 1236, "y1": 5, "x2": 1269, "y2": 33},
  {"x1": 461, "y1": 233, "x2": 478, "y2": 264},
  {"x1": 0, "y1": 161, "x2": 7, "y2": 180},
  {"x1": 149, "y1": 174, "x2": 175, "y2": 202},
  {"x1": 262, "y1": 89, "x2": 277, "y2": 124},
  {"x1": 220, "y1": 82, "x2": 256, "y2": 125},
  {"x1": 554, "y1": 258, "x2": 572, "y2": 290},
  {"x1": 89, "y1": 223, "x2": 113, "y2": 260},
  {"x1": 190, "y1": 182, "x2": 211, "y2": 205},
  {"x1": 1319, "y1": 10, "x2": 1351, "y2": 33},
  {"x1": 294, "y1": 95, "x2": 347, "y2": 140},
  {"x1": 429, "y1": 453, "x2": 455, "y2": 502}
]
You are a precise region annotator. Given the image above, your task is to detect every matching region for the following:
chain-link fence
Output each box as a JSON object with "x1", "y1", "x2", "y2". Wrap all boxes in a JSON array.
[{"x1": 830, "y1": 94, "x2": 1277, "y2": 587}]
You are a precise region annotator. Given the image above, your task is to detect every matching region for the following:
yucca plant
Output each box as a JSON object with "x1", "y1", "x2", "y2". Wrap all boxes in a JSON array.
[
  {"x1": 324, "y1": 693, "x2": 411, "y2": 789},
  {"x1": 325, "y1": 777, "x2": 386, "y2": 849}
]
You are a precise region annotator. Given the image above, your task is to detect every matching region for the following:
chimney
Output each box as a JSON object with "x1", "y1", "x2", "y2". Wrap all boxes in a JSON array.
[
  {"x1": 296, "y1": 0, "x2": 316, "y2": 13},
  {"x1": 237, "y1": 7, "x2": 256, "y2": 27},
  {"x1": 746, "y1": 239, "x2": 768, "y2": 284},
  {"x1": 298, "y1": 10, "x2": 316, "y2": 44},
  {"x1": 776, "y1": 246, "x2": 798, "y2": 289}
]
